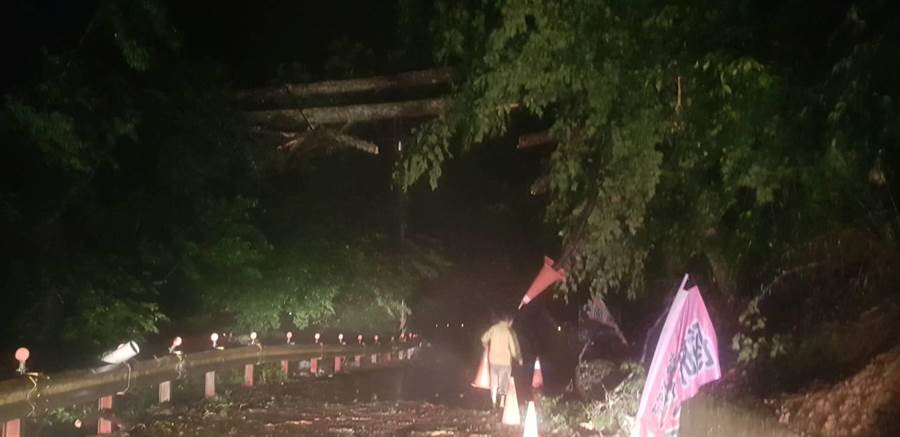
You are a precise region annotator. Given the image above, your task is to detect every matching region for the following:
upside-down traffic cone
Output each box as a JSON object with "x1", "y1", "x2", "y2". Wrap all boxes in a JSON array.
[
  {"x1": 519, "y1": 257, "x2": 566, "y2": 308},
  {"x1": 502, "y1": 376, "x2": 521, "y2": 425},
  {"x1": 523, "y1": 401, "x2": 538, "y2": 437},
  {"x1": 471, "y1": 350, "x2": 491, "y2": 389},
  {"x1": 531, "y1": 357, "x2": 544, "y2": 390}
]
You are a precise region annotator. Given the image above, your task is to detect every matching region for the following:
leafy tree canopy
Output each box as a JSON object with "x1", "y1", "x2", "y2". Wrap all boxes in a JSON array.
[{"x1": 397, "y1": 0, "x2": 900, "y2": 301}]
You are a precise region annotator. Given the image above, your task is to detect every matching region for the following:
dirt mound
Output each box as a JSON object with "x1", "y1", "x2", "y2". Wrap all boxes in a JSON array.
[{"x1": 777, "y1": 345, "x2": 900, "y2": 437}]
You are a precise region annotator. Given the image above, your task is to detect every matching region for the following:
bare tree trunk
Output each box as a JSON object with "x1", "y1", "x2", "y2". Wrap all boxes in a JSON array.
[
  {"x1": 236, "y1": 68, "x2": 452, "y2": 105},
  {"x1": 517, "y1": 131, "x2": 555, "y2": 149},
  {"x1": 707, "y1": 252, "x2": 737, "y2": 296},
  {"x1": 245, "y1": 98, "x2": 448, "y2": 129}
]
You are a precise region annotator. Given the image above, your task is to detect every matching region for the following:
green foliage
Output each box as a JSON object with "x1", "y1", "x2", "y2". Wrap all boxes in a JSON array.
[
  {"x1": 731, "y1": 292, "x2": 791, "y2": 365},
  {"x1": 540, "y1": 361, "x2": 645, "y2": 435},
  {"x1": 397, "y1": 0, "x2": 900, "y2": 301},
  {"x1": 41, "y1": 406, "x2": 92, "y2": 427},
  {"x1": 539, "y1": 395, "x2": 591, "y2": 434},
  {"x1": 96, "y1": 0, "x2": 181, "y2": 71},
  {"x1": 586, "y1": 361, "x2": 645, "y2": 434}
]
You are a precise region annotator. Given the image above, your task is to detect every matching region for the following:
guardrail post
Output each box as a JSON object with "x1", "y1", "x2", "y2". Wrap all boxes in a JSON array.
[
  {"x1": 159, "y1": 380, "x2": 171, "y2": 403},
  {"x1": 281, "y1": 360, "x2": 289, "y2": 377},
  {"x1": 243, "y1": 364, "x2": 254, "y2": 387},
  {"x1": 204, "y1": 371, "x2": 216, "y2": 398},
  {"x1": 334, "y1": 356, "x2": 342, "y2": 373},
  {"x1": 3, "y1": 419, "x2": 21, "y2": 437},
  {"x1": 98, "y1": 395, "x2": 113, "y2": 434}
]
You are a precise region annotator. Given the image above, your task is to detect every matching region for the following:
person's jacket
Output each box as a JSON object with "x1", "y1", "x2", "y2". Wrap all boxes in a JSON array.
[{"x1": 480, "y1": 320, "x2": 522, "y2": 366}]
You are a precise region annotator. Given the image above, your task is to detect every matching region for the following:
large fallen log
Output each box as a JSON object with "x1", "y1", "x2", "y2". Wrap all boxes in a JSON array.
[
  {"x1": 246, "y1": 98, "x2": 448, "y2": 129},
  {"x1": 237, "y1": 68, "x2": 452, "y2": 106},
  {"x1": 517, "y1": 131, "x2": 555, "y2": 149}
]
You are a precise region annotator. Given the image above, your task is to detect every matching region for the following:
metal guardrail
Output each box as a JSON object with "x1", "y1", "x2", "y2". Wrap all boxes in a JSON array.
[{"x1": 0, "y1": 341, "x2": 418, "y2": 434}]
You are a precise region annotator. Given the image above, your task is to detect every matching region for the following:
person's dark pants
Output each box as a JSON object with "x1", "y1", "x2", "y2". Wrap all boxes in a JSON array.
[{"x1": 491, "y1": 364, "x2": 511, "y2": 395}]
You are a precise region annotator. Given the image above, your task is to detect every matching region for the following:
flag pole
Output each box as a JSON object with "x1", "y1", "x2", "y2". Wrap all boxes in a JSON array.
[{"x1": 677, "y1": 273, "x2": 689, "y2": 293}]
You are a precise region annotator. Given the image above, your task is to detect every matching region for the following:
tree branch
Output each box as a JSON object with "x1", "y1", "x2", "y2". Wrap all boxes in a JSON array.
[{"x1": 270, "y1": 129, "x2": 379, "y2": 155}]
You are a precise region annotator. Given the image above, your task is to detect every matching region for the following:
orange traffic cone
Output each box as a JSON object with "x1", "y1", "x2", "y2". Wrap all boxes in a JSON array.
[
  {"x1": 531, "y1": 357, "x2": 544, "y2": 390},
  {"x1": 519, "y1": 257, "x2": 566, "y2": 308},
  {"x1": 471, "y1": 350, "x2": 491, "y2": 389},
  {"x1": 502, "y1": 377, "x2": 521, "y2": 425},
  {"x1": 523, "y1": 401, "x2": 538, "y2": 437}
]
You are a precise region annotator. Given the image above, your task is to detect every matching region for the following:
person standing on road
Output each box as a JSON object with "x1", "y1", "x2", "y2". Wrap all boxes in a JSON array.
[{"x1": 480, "y1": 312, "x2": 523, "y2": 410}]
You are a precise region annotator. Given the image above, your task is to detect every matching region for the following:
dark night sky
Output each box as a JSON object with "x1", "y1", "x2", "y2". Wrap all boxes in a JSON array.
[
  {"x1": 2, "y1": 1, "x2": 404, "y2": 90},
  {"x1": 168, "y1": 1, "x2": 402, "y2": 84}
]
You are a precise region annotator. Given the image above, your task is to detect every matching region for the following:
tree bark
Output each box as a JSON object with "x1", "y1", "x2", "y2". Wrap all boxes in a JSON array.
[
  {"x1": 271, "y1": 129, "x2": 379, "y2": 155},
  {"x1": 236, "y1": 68, "x2": 452, "y2": 105},
  {"x1": 321, "y1": 130, "x2": 379, "y2": 154},
  {"x1": 517, "y1": 131, "x2": 555, "y2": 149},
  {"x1": 529, "y1": 175, "x2": 550, "y2": 195},
  {"x1": 245, "y1": 98, "x2": 448, "y2": 129}
]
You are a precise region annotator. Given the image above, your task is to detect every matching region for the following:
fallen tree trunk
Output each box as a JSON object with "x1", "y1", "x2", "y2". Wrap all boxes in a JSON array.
[
  {"x1": 237, "y1": 68, "x2": 452, "y2": 106},
  {"x1": 245, "y1": 98, "x2": 448, "y2": 129},
  {"x1": 529, "y1": 175, "x2": 550, "y2": 195},
  {"x1": 517, "y1": 131, "x2": 555, "y2": 149},
  {"x1": 322, "y1": 129, "x2": 380, "y2": 154},
  {"x1": 268, "y1": 129, "x2": 379, "y2": 155}
]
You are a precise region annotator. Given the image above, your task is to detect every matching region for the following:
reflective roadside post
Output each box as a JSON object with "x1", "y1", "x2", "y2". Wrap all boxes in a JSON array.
[
  {"x1": 159, "y1": 337, "x2": 181, "y2": 403},
  {"x1": 310, "y1": 333, "x2": 321, "y2": 375},
  {"x1": 167, "y1": 336, "x2": 182, "y2": 354},
  {"x1": 244, "y1": 332, "x2": 258, "y2": 387},
  {"x1": 371, "y1": 335, "x2": 379, "y2": 364},
  {"x1": 2, "y1": 419, "x2": 20, "y2": 437},
  {"x1": 334, "y1": 333, "x2": 344, "y2": 373},
  {"x1": 281, "y1": 331, "x2": 293, "y2": 377},
  {"x1": 98, "y1": 395, "x2": 113, "y2": 434},
  {"x1": 15, "y1": 347, "x2": 28, "y2": 374},
  {"x1": 281, "y1": 331, "x2": 293, "y2": 376},
  {"x1": 205, "y1": 333, "x2": 218, "y2": 398},
  {"x1": 4, "y1": 348, "x2": 29, "y2": 437},
  {"x1": 244, "y1": 362, "x2": 254, "y2": 387}
]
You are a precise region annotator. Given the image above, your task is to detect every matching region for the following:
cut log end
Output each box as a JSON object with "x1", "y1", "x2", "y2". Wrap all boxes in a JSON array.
[
  {"x1": 518, "y1": 131, "x2": 555, "y2": 149},
  {"x1": 530, "y1": 176, "x2": 550, "y2": 195}
]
